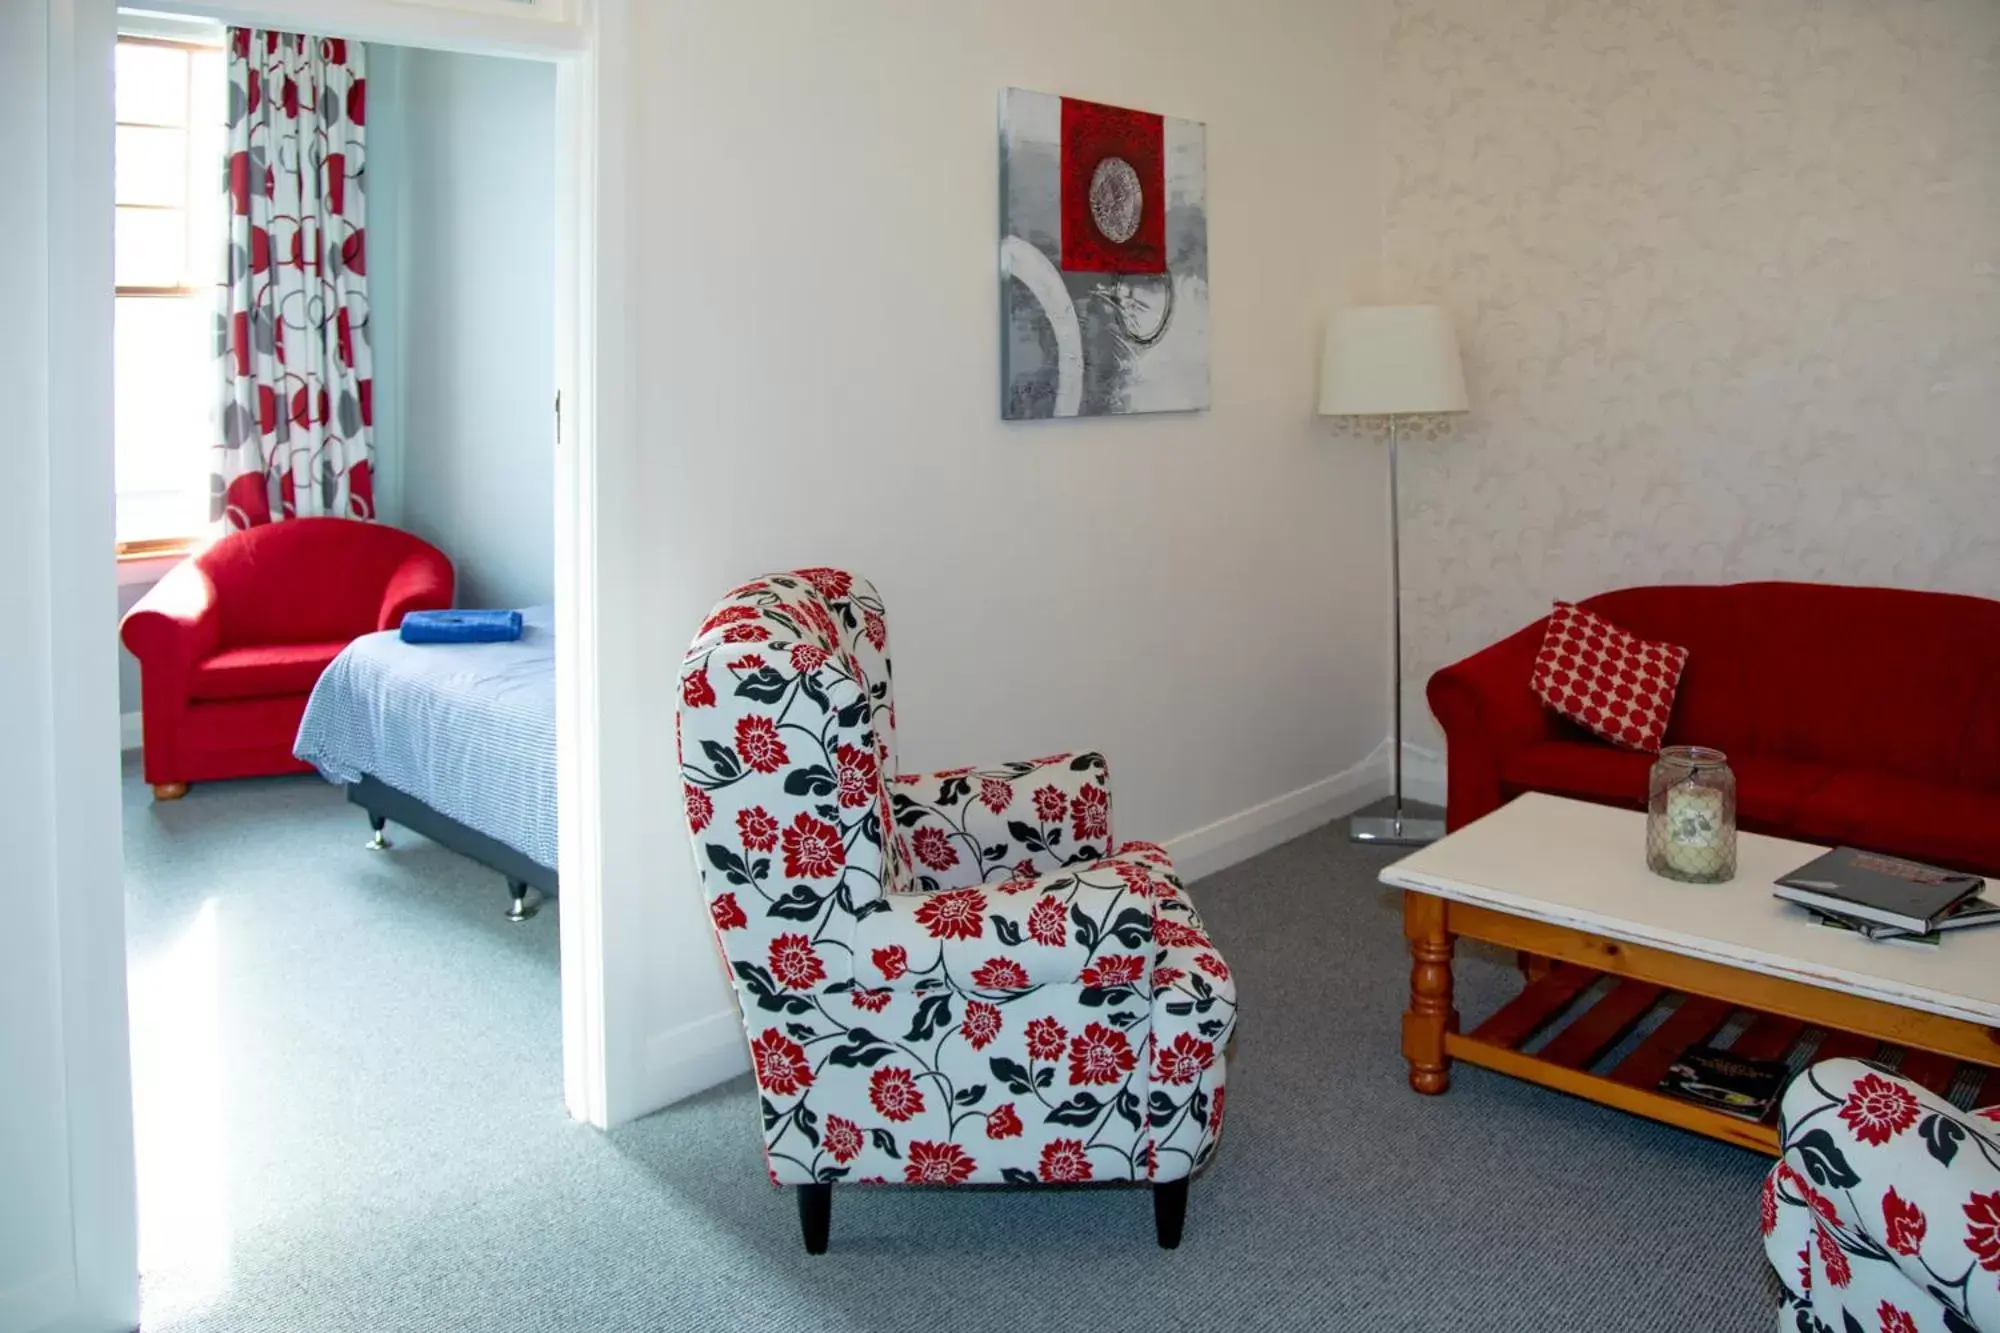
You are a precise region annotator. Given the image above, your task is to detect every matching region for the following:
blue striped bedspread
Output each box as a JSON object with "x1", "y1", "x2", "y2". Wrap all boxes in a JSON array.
[{"x1": 294, "y1": 604, "x2": 557, "y2": 870}]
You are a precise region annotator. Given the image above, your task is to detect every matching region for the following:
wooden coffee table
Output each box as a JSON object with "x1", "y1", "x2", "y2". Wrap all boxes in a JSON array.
[{"x1": 1379, "y1": 793, "x2": 2000, "y2": 1153}]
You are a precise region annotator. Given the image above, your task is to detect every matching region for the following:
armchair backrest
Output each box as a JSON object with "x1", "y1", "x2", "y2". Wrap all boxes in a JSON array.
[
  {"x1": 680, "y1": 570, "x2": 903, "y2": 987},
  {"x1": 195, "y1": 517, "x2": 449, "y2": 645}
]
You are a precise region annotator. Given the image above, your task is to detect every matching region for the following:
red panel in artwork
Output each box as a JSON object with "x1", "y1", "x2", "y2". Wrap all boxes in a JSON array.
[{"x1": 1059, "y1": 96, "x2": 1166, "y2": 274}]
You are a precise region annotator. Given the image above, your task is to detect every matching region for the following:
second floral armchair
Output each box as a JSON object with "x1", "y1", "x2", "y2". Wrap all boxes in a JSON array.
[{"x1": 679, "y1": 569, "x2": 1236, "y2": 1254}]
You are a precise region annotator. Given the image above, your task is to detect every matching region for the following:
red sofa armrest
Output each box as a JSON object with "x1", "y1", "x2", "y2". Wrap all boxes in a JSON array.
[
  {"x1": 120, "y1": 558, "x2": 221, "y2": 679},
  {"x1": 375, "y1": 548, "x2": 456, "y2": 631},
  {"x1": 1426, "y1": 617, "x2": 1558, "y2": 831},
  {"x1": 120, "y1": 558, "x2": 223, "y2": 787}
]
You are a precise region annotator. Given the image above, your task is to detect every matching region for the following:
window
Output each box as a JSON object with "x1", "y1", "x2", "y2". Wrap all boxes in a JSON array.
[{"x1": 115, "y1": 35, "x2": 226, "y2": 553}]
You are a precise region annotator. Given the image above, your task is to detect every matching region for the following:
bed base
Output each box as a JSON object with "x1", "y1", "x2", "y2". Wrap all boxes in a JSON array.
[{"x1": 347, "y1": 774, "x2": 557, "y2": 922}]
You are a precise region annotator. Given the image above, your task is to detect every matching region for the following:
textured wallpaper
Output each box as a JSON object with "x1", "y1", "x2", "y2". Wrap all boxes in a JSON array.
[{"x1": 1382, "y1": 0, "x2": 2000, "y2": 755}]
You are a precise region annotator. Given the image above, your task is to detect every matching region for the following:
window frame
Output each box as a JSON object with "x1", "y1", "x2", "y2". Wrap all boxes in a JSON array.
[{"x1": 114, "y1": 32, "x2": 223, "y2": 558}]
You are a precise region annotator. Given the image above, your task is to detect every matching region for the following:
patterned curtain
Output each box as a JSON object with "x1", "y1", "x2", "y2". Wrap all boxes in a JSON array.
[{"x1": 214, "y1": 29, "x2": 373, "y2": 528}]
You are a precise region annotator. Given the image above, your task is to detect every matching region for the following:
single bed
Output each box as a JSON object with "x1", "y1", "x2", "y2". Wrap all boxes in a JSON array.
[{"x1": 294, "y1": 604, "x2": 557, "y2": 920}]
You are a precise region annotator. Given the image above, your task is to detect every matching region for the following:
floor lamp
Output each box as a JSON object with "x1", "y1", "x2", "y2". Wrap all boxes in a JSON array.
[{"x1": 1318, "y1": 305, "x2": 1469, "y2": 846}]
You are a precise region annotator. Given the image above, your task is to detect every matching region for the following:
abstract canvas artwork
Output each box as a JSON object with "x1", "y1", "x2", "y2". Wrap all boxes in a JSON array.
[{"x1": 1000, "y1": 88, "x2": 1208, "y2": 419}]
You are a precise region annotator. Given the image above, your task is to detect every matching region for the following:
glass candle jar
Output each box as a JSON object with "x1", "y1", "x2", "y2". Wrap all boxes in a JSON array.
[{"x1": 1646, "y1": 745, "x2": 1737, "y2": 883}]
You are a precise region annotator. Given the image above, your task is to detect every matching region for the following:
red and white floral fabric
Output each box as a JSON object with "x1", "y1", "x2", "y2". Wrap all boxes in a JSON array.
[
  {"x1": 1530, "y1": 601, "x2": 1689, "y2": 752},
  {"x1": 1765, "y1": 1058, "x2": 2000, "y2": 1333},
  {"x1": 889, "y1": 753, "x2": 1113, "y2": 893},
  {"x1": 215, "y1": 29, "x2": 374, "y2": 528},
  {"x1": 680, "y1": 570, "x2": 1235, "y2": 1190}
]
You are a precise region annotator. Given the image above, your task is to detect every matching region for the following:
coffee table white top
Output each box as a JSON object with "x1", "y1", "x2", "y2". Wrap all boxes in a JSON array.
[{"x1": 1380, "y1": 793, "x2": 2000, "y2": 1028}]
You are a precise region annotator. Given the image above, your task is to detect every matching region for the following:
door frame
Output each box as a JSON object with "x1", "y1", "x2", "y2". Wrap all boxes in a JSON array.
[{"x1": 32, "y1": 0, "x2": 633, "y2": 1322}]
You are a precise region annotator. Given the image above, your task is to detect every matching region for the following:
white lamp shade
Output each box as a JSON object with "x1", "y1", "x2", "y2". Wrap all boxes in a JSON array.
[{"x1": 1317, "y1": 305, "x2": 1468, "y2": 417}]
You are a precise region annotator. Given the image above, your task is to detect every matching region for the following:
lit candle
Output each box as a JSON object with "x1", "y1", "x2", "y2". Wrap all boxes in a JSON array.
[{"x1": 1664, "y1": 784, "x2": 1725, "y2": 878}]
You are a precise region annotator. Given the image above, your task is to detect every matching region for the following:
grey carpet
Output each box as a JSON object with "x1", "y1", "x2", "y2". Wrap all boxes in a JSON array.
[{"x1": 124, "y1": 765, "x2": 1782, "y2": 1332}]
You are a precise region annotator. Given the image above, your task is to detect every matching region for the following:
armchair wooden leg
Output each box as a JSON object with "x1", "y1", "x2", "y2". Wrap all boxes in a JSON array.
[
  {"x1": 152, "y1": 782, "x2": 189, "y2": 801},
  {"x1": 797, "y1": 1183, "x2": 831, "y2": 1255},
  {"x1": 1153, "y1": 1178, "x2": 1189, "y2": 1249}
]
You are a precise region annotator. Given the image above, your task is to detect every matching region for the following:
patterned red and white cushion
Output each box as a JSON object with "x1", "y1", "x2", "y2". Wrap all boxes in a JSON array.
[{"x1": 1530, "y1": 602, "x2": 1689, "y2": 752}]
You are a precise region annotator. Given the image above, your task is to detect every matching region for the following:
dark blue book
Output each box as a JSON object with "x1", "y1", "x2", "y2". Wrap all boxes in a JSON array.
[
  {"x1": 1658, "y1": 1045, "x2": 1787, "y2": 1122},
  {"x1": 1773, "y1": 846, "x2": 1985, "y2": 934}
]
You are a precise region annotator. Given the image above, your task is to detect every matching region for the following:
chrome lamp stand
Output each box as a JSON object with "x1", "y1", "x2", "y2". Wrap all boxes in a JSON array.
[{"x1": 1351, "y1": 415, "x2": 1445, "y2": 846}]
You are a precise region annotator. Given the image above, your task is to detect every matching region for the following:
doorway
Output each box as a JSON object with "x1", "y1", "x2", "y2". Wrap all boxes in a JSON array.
[
  {"x1": 109, "y1": 15, "x2": 572, "y2": 1324},
  {"x1": 11, "y1": 0, "x2": 630, "y2": 1327}
]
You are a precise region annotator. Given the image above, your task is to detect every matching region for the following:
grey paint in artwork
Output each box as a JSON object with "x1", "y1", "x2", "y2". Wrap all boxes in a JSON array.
[
  {"x1": 1001, "y1": 130, "x2": 1064, "y2": 419},
  {"x1": 999, "y1": 87, "x2": 1209, "y2": 421},
  {"x1": 1071, "y1": 274, "x2": 1147, "y2": 415},
  {"x1": 1168, "y1": 201, "x2": 1208, "y2": 278},
  {"x1": 1004, "y1": 282, "x2": 1062, "y2": 419}
]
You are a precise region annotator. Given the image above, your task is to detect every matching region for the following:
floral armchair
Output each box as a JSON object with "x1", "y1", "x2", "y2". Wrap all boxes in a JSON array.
[
  {"x1": 678, "y1": 569, "x2": 1236, "y2": 1253},
  {"x1": 1765, "y1": 1058, "x2": 2000, "y2": 1333}
]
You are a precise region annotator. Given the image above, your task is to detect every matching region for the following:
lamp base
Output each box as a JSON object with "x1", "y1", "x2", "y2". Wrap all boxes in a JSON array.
[{"x1": 1349, "y1": 812, "x2": 1446, "y2": 847}]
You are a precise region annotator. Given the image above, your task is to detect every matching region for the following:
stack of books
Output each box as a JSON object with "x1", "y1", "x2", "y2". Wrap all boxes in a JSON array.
[
  {"x1": 1774, "y1": 847, "x2": 2000, "y2": 948},
  {"x1": 1658, "y1": 1045, "x2": 1789, "y2": 1121}
]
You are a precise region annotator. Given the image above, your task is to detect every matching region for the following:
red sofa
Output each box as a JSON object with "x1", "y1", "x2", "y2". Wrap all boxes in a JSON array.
[
  {"x1": 121, "y1": 519, "x2": 453, "y2": 799},
  {"x1": 1428, "y1": 582, "x2": 2000, "y2": 876}
]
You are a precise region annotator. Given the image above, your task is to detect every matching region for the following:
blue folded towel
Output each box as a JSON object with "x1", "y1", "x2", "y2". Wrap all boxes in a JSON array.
[{"x1": 400, "y1": 609, "x2": 524, "y2": 644}]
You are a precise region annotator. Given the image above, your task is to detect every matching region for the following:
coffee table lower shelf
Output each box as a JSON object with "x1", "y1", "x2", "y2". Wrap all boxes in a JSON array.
[{"x1": 1403, "y1": 893, "x2": 2000, "y2": 1155}]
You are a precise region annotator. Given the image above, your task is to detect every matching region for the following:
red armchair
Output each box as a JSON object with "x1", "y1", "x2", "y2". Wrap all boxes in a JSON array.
[{"x1": 120, "y1": 519, "x2": 453, "y2": 799}]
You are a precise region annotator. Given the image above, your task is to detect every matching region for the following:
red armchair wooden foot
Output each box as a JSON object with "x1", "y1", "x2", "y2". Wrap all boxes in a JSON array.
[{"x1": 121, "y1": 519, "x2": 453, "y2": 796}]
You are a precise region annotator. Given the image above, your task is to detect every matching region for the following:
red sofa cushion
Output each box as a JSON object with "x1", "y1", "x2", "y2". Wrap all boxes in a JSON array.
[
  {"x1": 1500, "y1": 742, "x2": 1843, "y2": 838},
  {"x1": 1531, "y1": 602, "x2": 1688, "y2": 752},
  {"x1": 188, "y1": 641, "x2": 348, "y2": 702},
  {"x1": 1499, "y1": 740, "x2": 1650, "y2": 809},
  {"x1": 1794, "y1": 772, "x2": 2000, "y2": 878}
]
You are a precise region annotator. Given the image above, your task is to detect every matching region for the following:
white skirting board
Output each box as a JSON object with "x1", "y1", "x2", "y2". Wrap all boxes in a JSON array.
[
  {"x1": 630, "y1": 1007, "x2": 750, "y2": 1124},
  {"x1": 1158, "y1": 737, "x2": 1447, "y2": 882},
  {"x1": 1161, "y1": 746, "x2": 1389, "y2": 883},
  {"x1": 1401, "y1": 742, "x2": 1447, "y2": 811},
  {"x1": 625, "y1": 738, "x2": 1445, "y2": 1121}
]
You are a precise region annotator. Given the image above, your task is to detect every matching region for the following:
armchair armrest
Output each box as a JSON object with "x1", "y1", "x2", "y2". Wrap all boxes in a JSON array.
[
  {"x1": 1425, "y1": 618, "x2": 1558, "y2": 830},
  {"x1": 887, "y1": 752, "x2": 1112, "y2": 891},
  {"x1": 1138, "y1": 840, "x2": 1238, "y2": 1181},
  {"x1": 1769, "y1": 1059, "x2": 2000, "y2": 1332},
  {"x1": 376, "y1": 548, "x2": 455, "y2": 631},
  {"x1": 851, "y1": 842, "x2": 1155, "y2": 991},
  {"x1": 119, "y1": 557, "x2": 221, "y2": 677}
]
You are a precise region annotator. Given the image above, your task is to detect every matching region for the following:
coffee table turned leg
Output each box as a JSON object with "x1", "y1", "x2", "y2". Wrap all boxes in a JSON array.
[{"x1": 1402, "y1": 891, "x2": 1457, "y2": 1095}]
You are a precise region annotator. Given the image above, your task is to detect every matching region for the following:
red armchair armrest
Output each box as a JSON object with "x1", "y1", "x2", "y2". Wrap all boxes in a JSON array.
[
  {"x1": 120, "y1": 559, "x2": 222, "y2": 788},
  {"x1": 1426, "y1": 617, "x2": 1558, "y2": 831},
  {"x1": 120, "y1": 558, "x2": 222, "y2": 682},
  {"x1": 375, "y1": 548, "x2": 455, "y2": 631}
]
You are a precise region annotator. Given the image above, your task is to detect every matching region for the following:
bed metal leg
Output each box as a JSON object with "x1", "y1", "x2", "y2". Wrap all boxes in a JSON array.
[
  {"x1": 365, "y1": 813, "x2": 391, "y2": 850},
  {"x1": 506, "y1": 879, "x2": 541, "y2": 922}
]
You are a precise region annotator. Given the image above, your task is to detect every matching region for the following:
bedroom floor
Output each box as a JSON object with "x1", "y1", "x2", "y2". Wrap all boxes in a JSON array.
[
  {"x1": 122, "y1": 758, "x2": 562, "y2": 1329},
  {"x1": 122, "y1": 762, "x2": 1779, "y2": 1332}
]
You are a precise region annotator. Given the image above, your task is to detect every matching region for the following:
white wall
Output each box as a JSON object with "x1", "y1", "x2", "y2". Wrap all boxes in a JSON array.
[
  {"x1": 1382, "y1": 0, "x2": 2000, "y2": 755},
  {"x1": 3, "y1": 0, "x2": 140, "y2": 1328},
  {"x1": 369, "y1": 43, "x2": 557, "y2": 610},
  {"x1": 597, "y1": 0, "x2": 1393, "y2": 1116}
]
